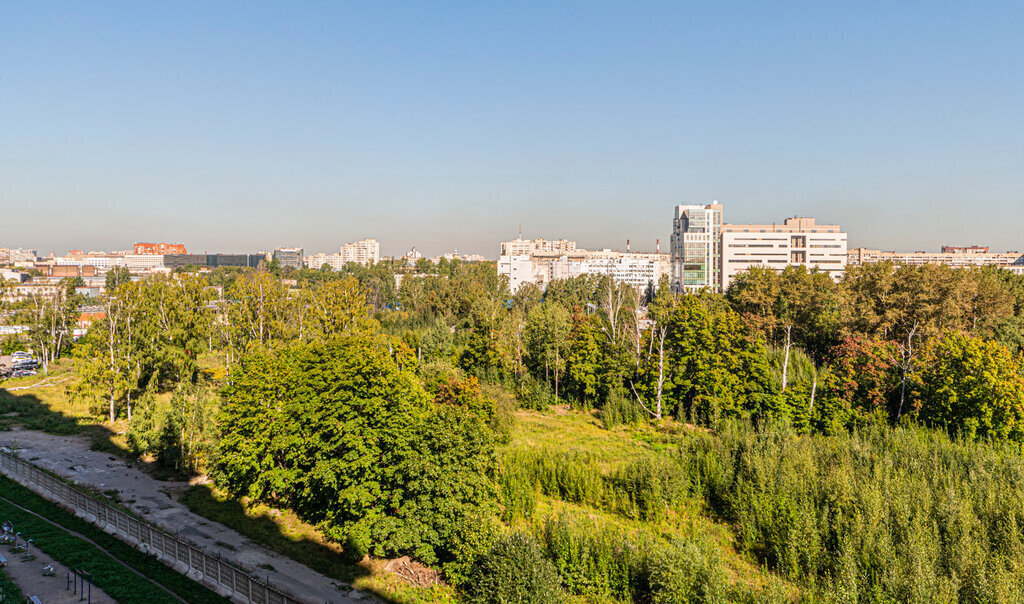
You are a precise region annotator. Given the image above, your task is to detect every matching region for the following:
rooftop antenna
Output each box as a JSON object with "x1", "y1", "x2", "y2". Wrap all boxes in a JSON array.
[
  {"x1": 518, "y1": 224, "x2": 522, "y2": 240},
  {"x1": 656, "y1": 239, "x2": 660, "y2": 254}
]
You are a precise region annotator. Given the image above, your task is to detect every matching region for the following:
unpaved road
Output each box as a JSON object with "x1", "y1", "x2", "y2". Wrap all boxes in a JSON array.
[{"x1": 0, "y1": 430, "x2": 375, "y2": 604}]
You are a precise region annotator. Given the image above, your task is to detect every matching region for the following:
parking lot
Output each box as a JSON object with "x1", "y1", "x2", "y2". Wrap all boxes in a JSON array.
[{"x1": 0, "y1": 353, "x2": 39, "y2": 380}]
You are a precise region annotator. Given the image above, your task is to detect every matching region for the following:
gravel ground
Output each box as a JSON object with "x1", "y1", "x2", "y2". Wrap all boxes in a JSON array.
[
  {"x1": 0, "y1": 430, "x2": 374, "y2": 604},
  {"x1": 2, "y1": 544, "x2": 115, "y2": 604}
]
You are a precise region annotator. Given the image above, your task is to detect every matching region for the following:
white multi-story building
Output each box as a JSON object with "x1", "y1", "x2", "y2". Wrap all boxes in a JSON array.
[
  {"x1": 500, "y1": 238, "x2": 577, "y2": 257},
  {"x1": 54, "y1": 254, "x2": 126, "y2": 272},
  {"x1": 671, "y1": 203, "x2": 723, "y2": 292},
  {"x1": 0, "y1": 248, "x2": 37, "y2": 264},
  {"x1": 123, "y1": 254, "x2": 168, "y2": 272},
  {"x1": 498, "y1": 237, "x2": 669, "y2": 295},
  {"x1": 721, "y1": 217, "x2": 848, "y2": 289},
  {"x1": 305, "y1": 238, "x2": 380, "y2": 270},
  {"x1": 340, "y1": 238, "x2": 380, "y2": 265},
  {"x1": 497, "y1": 255, "x2": 540, "y2": 293}
]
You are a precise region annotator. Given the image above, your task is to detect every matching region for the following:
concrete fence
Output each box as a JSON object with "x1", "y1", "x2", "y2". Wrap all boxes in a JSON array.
[{"x1": 0, "y1": 451, "x2": 304, "y2": 604}]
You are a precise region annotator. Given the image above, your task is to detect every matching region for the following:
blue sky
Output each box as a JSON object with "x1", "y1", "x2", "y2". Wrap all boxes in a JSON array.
[{"x1": 2, "y1": 1, "x2": 1022, "y2": 256}]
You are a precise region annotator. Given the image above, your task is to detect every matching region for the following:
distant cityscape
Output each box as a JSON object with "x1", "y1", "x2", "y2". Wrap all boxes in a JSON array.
[{"x1": 3, "y1": 202, "x2": 1023, "y2": 303}]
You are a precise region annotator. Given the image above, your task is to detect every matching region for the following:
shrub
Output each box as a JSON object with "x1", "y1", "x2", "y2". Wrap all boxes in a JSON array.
[
  {"x1": 515, "y1": 374, "x2": 553, "y2": 411},
  {"x1": 645, "y1": 538, "x2": 726, "y2": 604},
  {"x1": 610, "y1": 455, "x2": 689, "y2": 522},
  {"x1": 499, "y1": 462, "x2": 537, "y2": 522},
  {"x1": 601, "y1": 386, "x2": 645, "y2": 429},
  {"x1": 467, "y1": 533, "x2": 564, "y2": 604},
  {"x1": 538, "y1": 513, "x2": 645, "y2": 600}
]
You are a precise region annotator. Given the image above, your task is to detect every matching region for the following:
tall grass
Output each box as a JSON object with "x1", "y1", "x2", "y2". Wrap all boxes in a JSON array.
[
  {"x1": 501, "y1": 447, "x2": 692, "y2": 523},
  {"x1": 683, "y1": 420, "x2": 1024, "y2": 602},
  {"x1": 532, "y1": 512, "x2": 788, "y2": 603},
  {"x1": 504, "y1": 418, "x2": 1024, "y2": 601}
]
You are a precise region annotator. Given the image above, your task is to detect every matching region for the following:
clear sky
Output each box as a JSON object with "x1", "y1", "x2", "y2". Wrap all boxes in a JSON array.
[{"x1": 2, "y1": 1, "x2": 1022, "y2": 257}]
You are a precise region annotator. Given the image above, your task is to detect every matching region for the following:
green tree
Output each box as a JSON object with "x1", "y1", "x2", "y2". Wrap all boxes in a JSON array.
[
  {"x1": 301, "y1": 276, "x2": 378, "y2": 341},
  {"x1": 141, "y1": 273, "x2": 212, "y2": 384},
  {"x1": 912, "y1": 331, "x2": 1024, "y2": 442},
  {"x1": 214, "y1": 335, "x2": 500, "y2": 576},
  {"x1": 163, "y1": 383, "x2": 217, "y2": 472},
  {"x1": 524, "y1": 302, "x2": 572, "y2": 403},
  {"x1": 104, "y1": 266, "x2": 133, "y2": 291},
  {"x1": 24, "y1": 278, "x2": 80, "y2": 373}
]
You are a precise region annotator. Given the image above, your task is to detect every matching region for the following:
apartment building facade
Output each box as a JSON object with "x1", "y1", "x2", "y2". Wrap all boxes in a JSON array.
[
  {"x1": 721, "y1": 217, "x2": 847, "y2": 289},
  {"x1": 847, "y1": 247, "x2": 1024, "y2": 268},
  {"x1": 305, "y1": 238, "x2": 381, "y2": 270},
  {"x1": 498, "y1": 237, "x2": 669, "y2": 294},
  {"x1": 134, "y1": 242, "x2": 187, "y2": 255},
  {"x1": 272, "y1": 247, "x2": 305, "y2": 270}
]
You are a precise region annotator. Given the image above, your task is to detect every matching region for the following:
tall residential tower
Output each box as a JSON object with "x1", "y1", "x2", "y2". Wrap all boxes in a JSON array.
[{"x1": 670, "y1": 203, "x2": 723, "y2": 292}]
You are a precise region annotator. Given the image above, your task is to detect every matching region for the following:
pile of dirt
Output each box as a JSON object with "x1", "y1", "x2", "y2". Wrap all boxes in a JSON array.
[{"x1": 382, "y1": 556, "x2": 441, "y2": 588}]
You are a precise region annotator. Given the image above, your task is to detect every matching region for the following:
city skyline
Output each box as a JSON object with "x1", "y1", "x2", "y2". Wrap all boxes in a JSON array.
[{"x1": 3, "y1": 2, "x2": 1023, "y2": 256}]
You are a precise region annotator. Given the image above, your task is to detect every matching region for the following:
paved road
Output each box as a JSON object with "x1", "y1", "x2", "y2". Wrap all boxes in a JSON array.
[{"x1": 0, "y1": 430, "x2": 376, "y2": 604}]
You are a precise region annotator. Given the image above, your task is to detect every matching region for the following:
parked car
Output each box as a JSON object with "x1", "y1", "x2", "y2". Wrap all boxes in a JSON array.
[
  {"x1": 12, "y1": 360, "x2": 38, "y2": 370},
  {"x1": 10, "y1": 352, "x2": 31, "y2": 360},
  {"x1": 11, "y1": 370, "x2": 36, "y2": 378}
]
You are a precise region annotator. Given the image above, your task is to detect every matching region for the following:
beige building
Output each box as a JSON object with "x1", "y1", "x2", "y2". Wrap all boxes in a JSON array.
[
  {"x1": 721, "y1": 217, "x2": 848, "y2": 289},
  {"x1": 500, "y1": 238, "x2": 577, "y2": 257},
  {"x1": 847, "y1": 247, "x2": 1024, "y2": 268}
]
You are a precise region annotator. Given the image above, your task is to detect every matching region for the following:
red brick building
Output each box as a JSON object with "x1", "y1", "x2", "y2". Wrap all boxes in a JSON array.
[{"x1": 134, "y1": 242, "x2": 187, "y2": 255}]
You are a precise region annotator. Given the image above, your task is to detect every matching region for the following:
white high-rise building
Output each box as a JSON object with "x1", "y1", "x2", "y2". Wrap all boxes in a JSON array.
[
  {"x1": 670, "y1": 203, "x2": 723, "y2": 292},
  {"x1": 340, "y1": 238, "x2": 380, "y2": 265},
  {"x1": 720, "y1": 217, "x2": 847, "y2": 289},
  {"x1": 305, "y1": 238, "x2": 380, "y2": 270}
]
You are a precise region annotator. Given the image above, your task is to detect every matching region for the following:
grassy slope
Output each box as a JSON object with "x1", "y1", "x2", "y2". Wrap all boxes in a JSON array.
[{"x1": 509, "y1": 408, "x2": 788, "y2": 599}]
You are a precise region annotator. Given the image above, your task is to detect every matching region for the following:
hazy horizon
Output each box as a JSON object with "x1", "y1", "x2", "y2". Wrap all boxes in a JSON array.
[{"x1": 3, "y1": 2, "x2": 1023, "y2": 258}]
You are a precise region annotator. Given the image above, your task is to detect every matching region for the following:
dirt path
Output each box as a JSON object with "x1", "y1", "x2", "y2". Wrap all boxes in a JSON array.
[{"x1": 0, "y1": 430, "x2": 375, "y2": 604}]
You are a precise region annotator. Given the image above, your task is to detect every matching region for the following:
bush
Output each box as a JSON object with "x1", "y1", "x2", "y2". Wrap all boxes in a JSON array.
[
  {"x1": 467, "y1": 533, "x2": 564, "y2": 604},
  {"x1": 0, "y1": 336, "x2": 22, "y2": 355},
  {"x1": 646, "y1": 538, "x2": 727, "y2": 604},
  {"x1": 503, "y1": 448, "x2": 604, "y2": 507},
  {"x1": 515, "y1": 374, "x2": 553, "y2": 411},
  {"x1": 601, "y1": 386, "x2": 645, "y2": 429},
  {"x1": 499, "y1": 462, "x2": 537, "y2": 522},
  {"x1": 610, "y1": 456, "x2": 689, "y2": 522},
  {"x1": 538, "y1": 513, "x2": 645, "y2": 600}
]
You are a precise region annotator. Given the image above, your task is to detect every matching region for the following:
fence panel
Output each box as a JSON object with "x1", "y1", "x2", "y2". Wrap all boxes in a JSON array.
[{"x1": 0, "y1": 452, "x2": 302, "y2": 604}]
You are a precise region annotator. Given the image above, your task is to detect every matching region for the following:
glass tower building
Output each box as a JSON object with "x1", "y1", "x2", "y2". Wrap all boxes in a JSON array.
[{"x1": 670, "y1": 203, "x2": 723, "y2": 292}]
